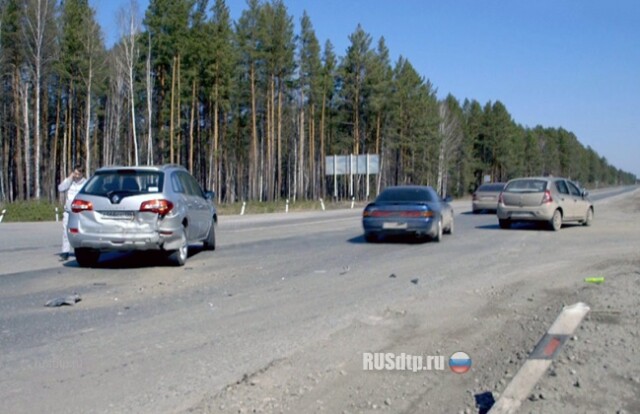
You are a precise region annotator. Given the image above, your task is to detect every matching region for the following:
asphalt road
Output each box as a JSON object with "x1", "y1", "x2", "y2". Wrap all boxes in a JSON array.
[{"x1": 0, "y1": 185, "x2": 637, "y2": 414}]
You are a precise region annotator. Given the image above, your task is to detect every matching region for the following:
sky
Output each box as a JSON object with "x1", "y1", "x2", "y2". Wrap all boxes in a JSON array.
[{"x1": 91, "y1": 0, "x2": 640, "y2": 177}]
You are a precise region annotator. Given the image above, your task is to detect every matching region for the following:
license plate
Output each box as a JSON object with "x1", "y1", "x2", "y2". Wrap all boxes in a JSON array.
[
  {"x1": 99, "y1": 211, "x2": 135, "y2": 220},
  {"x1": 383, "y1": 222, "x2": 408, "y2": 229}
]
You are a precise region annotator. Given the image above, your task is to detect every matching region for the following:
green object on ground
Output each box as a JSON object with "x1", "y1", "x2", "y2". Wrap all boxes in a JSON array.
[{"x1": 584, "y1": 277, "x2": 605, "y2": 284}]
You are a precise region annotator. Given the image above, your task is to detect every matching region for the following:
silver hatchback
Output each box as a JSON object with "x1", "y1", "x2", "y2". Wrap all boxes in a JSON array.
[
  {"x1": 496, "y1": 176, "x2": 593, "y2": 231},
  {"x1": 67, "y1": 165, "x2": 217, "y2": 267}
]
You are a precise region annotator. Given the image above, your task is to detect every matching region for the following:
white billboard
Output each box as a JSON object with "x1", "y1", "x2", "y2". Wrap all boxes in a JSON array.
[{"x1": 325, "y1": 154, "x2": 379, "y2": 175}]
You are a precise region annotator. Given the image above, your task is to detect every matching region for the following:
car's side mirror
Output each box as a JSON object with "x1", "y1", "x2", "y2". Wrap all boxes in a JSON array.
[
  {"x1": 205, "y1": 191, "x2": 215, "y2": 201},
  {"x1": 444, "y1": 195, "x2": 453, "y2": 203},
  {"x1": 581, "y1": 189, "x2": 589, "y2": 198}
]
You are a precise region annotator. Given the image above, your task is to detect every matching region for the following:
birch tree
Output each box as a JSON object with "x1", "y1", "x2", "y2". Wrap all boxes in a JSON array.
[
  {"x1": 22, "y1": 0, "x2": 54, "y2": 199},
  {"x1": 436, "y1": 96, "x2": 463, "y2": 197},
  {"x1": 118, "y1": 0, "x2": 141, "y2": 165}
]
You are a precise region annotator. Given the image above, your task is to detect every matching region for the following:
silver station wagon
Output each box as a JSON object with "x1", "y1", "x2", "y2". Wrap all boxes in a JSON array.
[{"x1": 67, "y1": 165, "x2": 217, "y2": 267}]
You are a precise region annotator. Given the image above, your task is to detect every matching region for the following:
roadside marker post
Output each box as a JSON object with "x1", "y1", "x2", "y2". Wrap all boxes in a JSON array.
[
  {"x1": 55, "y1": 207, "x2": 59, "y2": 222},
  {"x1": 320, "y1": 198, "x2": 325, "y2": 211},
  {"x1": 285, "y1": 199, "x2": 289, "y2": 213},
  {"x1": 0, "y1": 209, "x2": 5, "y2": 223},
  {"x1": 351, "y1": 197, "x2": 355, "y2": 209},
  {"x1": 488, "y1": 302, "x2": 590, "y2": 414},
  {"x1": 240, "y1": 202, "x2": 246, "y2": 216}
]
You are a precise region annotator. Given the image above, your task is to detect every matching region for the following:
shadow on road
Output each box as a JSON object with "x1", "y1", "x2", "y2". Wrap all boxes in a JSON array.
[
  {"x1": 476, "y1": 222, "x2": 586, "y2": 231},
  {"x1": 63, "y1": 245, "x2": 208, "y2": 269},
  {"x1": 461, "y1": 210, "x2": 497, "y2": 215},
  {"x1": 347, "y1": 234, "x2": 431, "y2": 245}
]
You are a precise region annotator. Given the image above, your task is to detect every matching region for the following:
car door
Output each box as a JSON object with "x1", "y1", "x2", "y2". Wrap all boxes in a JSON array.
[
  {"x1": 554, "y1": 180, "x2": 574, "y2": 219},
  {"x1": 567, "y1": 181, "x2": 588, "y2": 220},
  {"x1": 180, "y1": 172, "x2": 210, "y2": 240},
  {"x1": 170, "y1": 172, "x2": 196, "y2": 240}
]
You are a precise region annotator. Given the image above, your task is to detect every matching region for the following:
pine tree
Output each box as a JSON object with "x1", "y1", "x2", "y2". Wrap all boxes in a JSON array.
[{"x1": 298, "y1": 11, "x2": 321, "y2": 198}]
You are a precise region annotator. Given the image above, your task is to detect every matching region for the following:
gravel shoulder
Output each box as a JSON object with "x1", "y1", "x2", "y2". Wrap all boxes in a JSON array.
[{"x1": 187, "y1": 189, "x2": 640, "y2": 414}]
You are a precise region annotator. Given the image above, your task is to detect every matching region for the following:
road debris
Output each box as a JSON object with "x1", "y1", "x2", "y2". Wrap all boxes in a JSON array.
[
  {"x1": 584, "y1": 277, "x2": 605, "y2": 284},
  {"x1": 410, "y1": 278, "x2": 419, "y2": 285},
  {"x1": 45, "y1": 293, "x2": 82, "y2": 307}
]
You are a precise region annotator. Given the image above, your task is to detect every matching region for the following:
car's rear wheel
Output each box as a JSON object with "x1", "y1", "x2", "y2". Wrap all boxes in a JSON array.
[
  {"x1": 203, "y1": 219, "x2": 216, "y2": 250},
  {"x1": 499, "y1": 219, "x2": 511, "y2": 229},
  {"x1": 168, "y1": 229, "x2": 188, "y2": 266},
  {"x1": 444, "y1": 216, "x2": 454, "y2": 235},
  {"x1": 550, "y1": 209, "x2": 562, "y2": 231},
  {"x1": 583, "y1": 207, "x2": 593, "y2": 226},
  {"x1": 433, "y1": 219, "x2": 443, "y2": 242},
  {"x1": 75, "y1": 248, "x2": 100, "y2": 267}
]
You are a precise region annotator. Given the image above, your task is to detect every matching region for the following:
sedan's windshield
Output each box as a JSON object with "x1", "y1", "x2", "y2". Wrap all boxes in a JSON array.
[{"x1": 81, "y1": 170, "x2": 164, "y2": 196}]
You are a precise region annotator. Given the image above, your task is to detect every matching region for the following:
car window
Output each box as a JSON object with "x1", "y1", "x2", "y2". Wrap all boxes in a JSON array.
[
  {"x1": 81, "y1": 170, "x2": 163, "y2": 196},
  {"x1": 555, "y1": 180, "x2": 570, "y2": 195},
  {"x1": 478, "y1": 183, "x2": 505, "y2": 192},
  {"x1": 171, "y1": 173, "x2": 185, "y2": 194},
  {"x1": 179, "y1": 172, "x2": 204, "y2": 198},
  {"x1": 504, "y1": 180, "x2": 546, "y2": 193},
  {"x1": 376, "y1": 187, "x2": 434, "y2": 203},
  {"x1": 568, "y1": 181, "x2": 582, "y2": 196}
]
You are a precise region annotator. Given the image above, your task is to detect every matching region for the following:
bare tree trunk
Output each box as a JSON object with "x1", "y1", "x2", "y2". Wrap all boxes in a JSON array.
[
  {"x1": 213, "y1": 99, "x2": 219, "y2": 201},
  {"x1": 146, "y1": 31, "x2": 153, "y2": 165},
  {"x1": 298, "y1": 90, "x2": 304, "y2": 200},
  {"x1": 277, "y1": 83, "x2": 283, "y2": 201},
  {"x1": 24, "y1": 0, "x2": 53, "y2": 199},
  {"x1": 266, "y1": 78, "x2": 273, "y2": 200},
  {"x1": 169, "y1": 55, "x2": 176, "y2": 163},
  {"x1": 62, "y1": 90, "x2": 70, "y2": 181},
  {"x1": 189, "y1": 79, "x2": 196, "y2": 172},
  {"x1": 249, "y1": 64, "x2": 257, "y2": 200},
  {"x1": 34, "y1": 68, "x2": 41, "y2": 198},
  {"x1": 176, "y1": 55, "x2": 181, "y2": 165},
  {"x1": 21, "y1": 80, "x2": 31, "y2": 199},
  {"x1": 85, "y1": 57, "x2": 92, "y2": 174},
  {"x1": 309, "y1": 104, "x2": 315, "y2": 199},
  {"x1": 320, "y1": 94, "x2": 326, "y2": 197},
  {"x1": 118, "y1": 0, "x2": 140, "y2": 166},
  {"x1": 129, "y1": 56, "x2": 138, "y2": 166}
]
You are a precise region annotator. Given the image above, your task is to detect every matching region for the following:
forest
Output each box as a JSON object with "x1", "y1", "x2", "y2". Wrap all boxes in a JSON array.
[{"x1": 0, "y1": 0, "x2": 636, "y2": 204}]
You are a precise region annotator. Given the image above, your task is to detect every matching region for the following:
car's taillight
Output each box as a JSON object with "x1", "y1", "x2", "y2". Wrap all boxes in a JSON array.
[
  {"x1": 71, "y1": 199, "x2": 93, "y2": 213},
  {"x1": 399, "y1": 210, "x2": 433, "y2": 218},
  {"x1": 498, "y1": 192, "x2": 504, "y2": 204},
  {"x1": 140, "y1": 199, "x2": 174, "y2": 216},
  {"x1": 542, "y1": 190, "x2": 553, "y2": 204}
]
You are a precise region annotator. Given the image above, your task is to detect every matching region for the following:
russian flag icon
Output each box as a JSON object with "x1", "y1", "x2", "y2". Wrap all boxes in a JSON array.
[{"x1": 449, "y1": 352, "x2": 472, "y2": 374}]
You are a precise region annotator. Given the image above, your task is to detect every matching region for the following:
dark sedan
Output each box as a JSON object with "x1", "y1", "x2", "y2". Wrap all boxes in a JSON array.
[{"x1": 362, "y1": 185, "x2": 454, "y2": 242}]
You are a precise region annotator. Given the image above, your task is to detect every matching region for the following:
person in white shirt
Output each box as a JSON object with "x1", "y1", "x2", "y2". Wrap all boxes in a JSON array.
[{"x1": 58, "y1": 165, "x2": 87, "y2": 261}]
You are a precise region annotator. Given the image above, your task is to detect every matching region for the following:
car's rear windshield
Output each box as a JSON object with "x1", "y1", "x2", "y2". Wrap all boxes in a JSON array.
[
  {"x1": 504, "y1": 179, "x2": 547, "y2": 193},
  {"x1": 81, "y1": 170, "x2": 164, "y2": 196},
  {"x1": 376, "y1": 187, "x2": 434, "y2": 203},
  {"x1": 477, "y1": 183, "x2": 505, "y2": 192}
]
